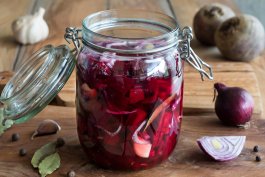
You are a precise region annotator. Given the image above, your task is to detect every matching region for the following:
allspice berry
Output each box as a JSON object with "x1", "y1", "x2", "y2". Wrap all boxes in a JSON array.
[
  {"x1": 19, "y1": 148, "x2": 27, "y2": 156},
  {"x1": 56, "y1": 137, "x2": 65, "y2": 148},
  {"x1": 11, "y1": 133, "x2": 20, "y2": 142},
  {"x1": 67, "y1": 170, "x2": 76, "y2": 177}
]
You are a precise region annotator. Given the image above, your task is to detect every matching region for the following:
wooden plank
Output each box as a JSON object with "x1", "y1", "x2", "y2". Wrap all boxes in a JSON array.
[
  {"x1": 108, "y1": 0, "x2": 174, "y2": 17},
  {"x1": 184, "y1": 71, "x2": 262, "y2": 114},
  {"x1": 185, "y1": 72, "x2": 259, "y2": 96},
  {"x1": 0, "y1": 0, "x2": 34, "y2": 71},
  {"x1": 185, "y1": 61, "x2": 253, "y2": 72},
  {"x1": 0, "y1": 105, "x2": 265, "y2": 176},
  {"x1": 251, "y1": 57, "x2": 265, "y2": 115},
  {"x1": 13, "y1": 0, "x2": 107, "y2": 107}
]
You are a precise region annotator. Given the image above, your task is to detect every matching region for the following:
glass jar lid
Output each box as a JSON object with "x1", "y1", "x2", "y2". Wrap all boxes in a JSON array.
[{"x1": 0, "y1": 45, "x2": 75, "y2": 124}]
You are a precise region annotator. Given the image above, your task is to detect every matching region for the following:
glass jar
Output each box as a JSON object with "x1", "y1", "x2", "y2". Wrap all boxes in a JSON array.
[
  {"x1": 75, "y1": 10, "x2": 212, "y2": 170},
  {"x1": 0, "y1": 9, "x2": 212, "y2": 171}
]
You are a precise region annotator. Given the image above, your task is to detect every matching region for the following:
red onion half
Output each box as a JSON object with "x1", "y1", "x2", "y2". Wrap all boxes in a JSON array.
[{"x1": 197, "y1": 136, "x2": 246, "y2": 161}]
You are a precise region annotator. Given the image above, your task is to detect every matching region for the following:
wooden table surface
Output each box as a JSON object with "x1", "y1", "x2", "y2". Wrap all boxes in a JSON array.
[{"x1": 1, "y1": 0, "x2": 265, "y2": 177}]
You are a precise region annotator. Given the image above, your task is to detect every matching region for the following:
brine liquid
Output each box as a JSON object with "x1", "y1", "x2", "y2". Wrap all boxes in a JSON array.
[{"x1": 76, "y1": 44, "x2": 183, "y2": 170}]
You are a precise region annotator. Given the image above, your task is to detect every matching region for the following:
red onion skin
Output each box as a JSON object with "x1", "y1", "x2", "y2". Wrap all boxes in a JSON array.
[{"x1": 214, "y1": 83, "x2": 254, "y2": 126}]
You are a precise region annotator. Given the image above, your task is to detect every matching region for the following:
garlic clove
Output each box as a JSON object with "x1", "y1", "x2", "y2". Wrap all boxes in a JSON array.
[
  {"x1": 12, "y1": 7, "x2": 49, "y2": 45},
  {"x1": 31, "y1": 119, "x2": 61, "y2": 139}
]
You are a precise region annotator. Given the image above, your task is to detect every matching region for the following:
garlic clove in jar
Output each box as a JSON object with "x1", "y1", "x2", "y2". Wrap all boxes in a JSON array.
[{"x1": 11, "y1": 7, "x2": 49, "y2": 44}]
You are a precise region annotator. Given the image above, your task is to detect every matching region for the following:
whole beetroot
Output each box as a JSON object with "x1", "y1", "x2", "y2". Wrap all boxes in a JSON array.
[
  {"x1": 215, "y1": 14, "x2": 265, "y2": 61},
  {"x1": 193, "y1": 3, "x2": 235, "y2": 45},
  {"x1": 214, "y1": 83, "x2": 254, "y2": 126}
]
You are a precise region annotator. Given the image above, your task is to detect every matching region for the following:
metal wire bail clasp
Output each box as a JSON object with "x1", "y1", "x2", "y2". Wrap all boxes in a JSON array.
[
  {"x1": 179, "y1": 26, "x2": 213, "y2": 80},
  {"x1": 64, "y1": 27, "x2": 82, "y2": 54}
]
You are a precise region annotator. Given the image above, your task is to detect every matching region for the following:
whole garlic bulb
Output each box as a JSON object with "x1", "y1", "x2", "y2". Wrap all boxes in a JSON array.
[{"x1": 12, "y1": 8, "x2": 49, "y2": 44}]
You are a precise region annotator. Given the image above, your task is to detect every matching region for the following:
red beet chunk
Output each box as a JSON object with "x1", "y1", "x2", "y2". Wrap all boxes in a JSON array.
[
  {"x1": 96, "y1": 114, "x2": 122, "y2": 134},
  {"x1": 129, "y1": 87, "x2": 145, "y2": 104},
  {"x1": 143, "y1": 78, "x2": 159, "y2": 103},
  {"x1": 158, "y1": 111, "x2": 173, "y2": 134},
  {"x1": 102, "y1": 128, "x2": 125, "y2": 155},
  {"x1": 104, "y1": 76, "x2": 136, "y2": 110},
  {"x1": 157, "y1": 79, "x2": 172, "y2": 100},
  {"x1": 86, "y1": 59, "x2": 113, "y2": 89}
]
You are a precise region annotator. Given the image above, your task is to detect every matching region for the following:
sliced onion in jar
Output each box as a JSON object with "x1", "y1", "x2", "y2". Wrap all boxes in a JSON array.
[
  {"x1": 197, "y1": 136, "x2": 246, "y2": 161},
  {"x1": 132, "y1": 120, "x2": 152, "y2": 158}
]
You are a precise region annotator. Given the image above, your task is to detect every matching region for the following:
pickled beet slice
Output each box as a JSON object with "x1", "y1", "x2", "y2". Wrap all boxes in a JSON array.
[
  {"x1": 138, "y1": 131, "x2": 151, "y2": 140},
  {"x1": 104, "y1": 76, "x2": 136, "y2": 110},
  {"x1": 112, "y1": 60, "x2": 141, "y2": 77},
  {"x1": 148, "y1": 111, "x2": 173, "y2": 156},
  {"x1": 96, "y1": 114, "x2": 122, "y2": 134},
  {"x1": 77, "y1": 114, "x2": 88, "y2": 135},
  {"x1": 129, "y1": 87, "x2": 145, "y2": 104},
  {"x1": 86, "y1": 60, "x2": 113, "y2": 89},
  {"x1": 159, "y1": 111, "x2": 173, "y2": 134},
  {"x1": 143, "y1": 79, "x2": 159, "y2": 104},
  {"x1": 102, "y1": 130, "x2": 124, "y2": 155},
  {"x1": 81, "y1": 83, "x2": 97, "y2": 99},
  {"x1": 77, "y1": 113, "x2": 99, "y2": 149},
  {"x1": 92, "y1": 61, "x2": 112, "y2": 76},
  {"x1": 96, "y1": 115, "x2": 125, "y2": 155},
  {"x1": 94, "y1": 111, "x2": 123, "y2": 135},
  {"x1": 103, "y1": 132, "x2": 122, "y2": 146},
  {"x1": 112, "y1": 60, "x2": 124, "y2": 75},
  {"x1": 157, "y1": 79, "x2": 172, "y2": 100}
]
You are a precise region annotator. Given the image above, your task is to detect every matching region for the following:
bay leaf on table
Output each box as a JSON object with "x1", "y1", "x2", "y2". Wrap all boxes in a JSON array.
[
  {"x1": 38, "y1": 152, "x2": 61, "y2": 177},
  {"x1": 31, "y1": 142, "x2": 57, "y2": 168}
]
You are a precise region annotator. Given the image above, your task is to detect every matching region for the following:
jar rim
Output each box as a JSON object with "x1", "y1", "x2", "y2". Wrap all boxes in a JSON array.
[{"x1": 82, "y1": 9, "x2": 180, "y2": 54}]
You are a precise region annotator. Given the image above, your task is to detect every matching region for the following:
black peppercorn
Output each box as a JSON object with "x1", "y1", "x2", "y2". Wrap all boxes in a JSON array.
[
  {"x1": 253, "y1": 145, "x2": 259, "y2": 152},
  {"x1": 67, "y1": 170, "x2": 76, "y2": 177},
  {"x1": 19, "y1": 148, "x2": 27, "y2": 156},
  {"x1": 56, "y1": 137, "x2": 65, "y2": 148},
  {"x1": 11, "y1": 133, "x2": 20, "y2": 142},
  {"x1": 256, "y1": 155, "x2": 261, "y2": 162}
]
